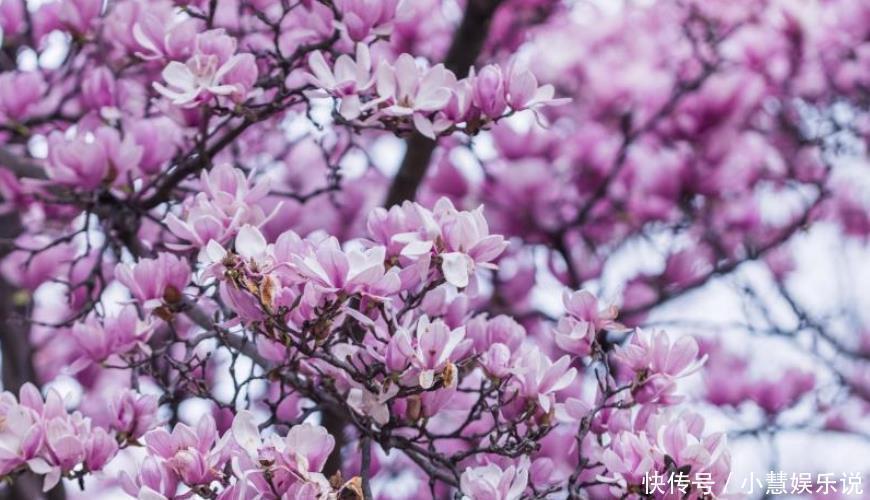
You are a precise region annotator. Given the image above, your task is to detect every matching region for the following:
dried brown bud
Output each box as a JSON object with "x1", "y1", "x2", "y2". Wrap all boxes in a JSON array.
[
  {"x1": 259, "y1": 276, "x2": 275, "y2": 312},
  {"x1": 329, "y1": 471, "x2": 344, "y2": 490},
  {"x1": 441, "y1": 361, "x2": 457, "y2": 388},
  {"x1": 338, "y1": 476, "x2": 363, "y2": 500},
  {"x1": 153, "y1": 305, "x2": 173, "y2": 322},
  {"x1": 163, "y1": 285, "x2": 182, "y2": 305}
]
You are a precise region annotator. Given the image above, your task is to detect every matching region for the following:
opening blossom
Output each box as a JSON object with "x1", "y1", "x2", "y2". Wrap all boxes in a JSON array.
[
  {"x1": 553, "y1": 289, "x2": 623, "y2": 356},
  {"x1": 166, "y1": 163, "x2": 273, "y2": 251},
  {"x1": 376, "y1": 53, "x2": 454, "y2": 138},
  {"x1": 154, "y1": 29, "x2": 257, "y2": 107},
  {"x1": 460, "y1": 457, "x2": 530, "y2": 500},
  {"x1": 382, "y1": 197, "x2": 508, "y2": 289},
  {"x1": 230, "y1": 411, "x2": 336, "y2": 497},
  {"x1": 115, "y1": 252, "x2": 192, "y2": 311},
  {"x1": 305, "y1": 43, "x2": 375, "y2": 120},
  {"x1": 387, "y1": 315, "x2": 471, "y2": 389},
  {"x1": 46, "y1": 127, "x2": 143, "y2": 190},
  {"x1": 70, "y1": 305, "x2": 154, "y2": 371},
  {"x1": 613, "y1": 329, "x2": 707, "y2": 404},
  {"x1": 0, "y1": 71, "x2": 46, "y2": 122}
]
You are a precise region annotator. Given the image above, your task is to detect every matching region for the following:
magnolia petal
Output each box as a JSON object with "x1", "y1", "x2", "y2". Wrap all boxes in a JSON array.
[
  {"x1": 441, "y1": 252, "x2": 470, "y2": 288},
  {"x1": 235, "y1": 224, "x2": 267, "y2": 260},
  {"x1": 419, "y1": 369, "x2": 435, "y2": 389}
]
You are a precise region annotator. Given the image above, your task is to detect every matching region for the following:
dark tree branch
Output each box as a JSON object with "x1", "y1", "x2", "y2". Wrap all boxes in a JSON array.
[
  {"x1": 360, "y1": 436, "x2": 373, "y2": 500},
  {"x1": 624, "y1": 187, "x2": 828, "y2": 318},
  {"x1": 383, "y1": 0, "x2": 504, "y2": 207},
  {"x1": 321, "y1": 408, "x2": 347, "y2": 479},
  {"x1": 0, "y1": 147, "x2": 47, "y2": 180}
]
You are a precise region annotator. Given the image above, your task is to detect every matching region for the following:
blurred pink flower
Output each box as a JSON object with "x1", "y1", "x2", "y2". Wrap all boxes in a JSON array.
[
  {"x1": 460, "y1": 457, "x2": 530, "y2": 500},
  {"x1": 0, "y1": 72, "x2": 46, "y2": 121}
]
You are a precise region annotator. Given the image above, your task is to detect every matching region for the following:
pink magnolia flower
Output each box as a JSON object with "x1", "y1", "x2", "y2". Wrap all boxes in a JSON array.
[
  {"x1": 127, "y1": 117, "x2": 182, "y2": 175},
  {"x1": 466, "y1": 314, "x2": 526, "y2": 354},
  {"x1": 0, "y1": 384, "x2": 46, "y2": 475},
  {"x1": 747, "y1": 368, "x2": 815, "y2": 414},
  {"x1": 202, "y1": 225, "x2": 282, "y2": 322},
  {"x1": 55, "y1": 0, "x2": 103, "y2": 35},
  {"x1": 168, "y1": 203, "x2": 237, "y2": 252},
  {"x1": 292, "y1": 236, "x2": 400, "y2": 297},
  {"x1": 614, "y1": 329, "x2": 706, "y2": 379},
  {"x1": 70, "y1": 306, "x2": 154, "y2": 369},
  {"x1": 143, "y1": 416, "x2": 230, "y2": 486},
  {"x1": 231, "y1": 411, "x2": 335, "y2": 495},
  {"x1": 0, "y1": 234, "x2": 75, "y2": 291},
  {"x1": 505, "y1": 62, "x2": 569, "y2": 112},
  {"x1": 460, "y1": 457, "x2": 530, "y2": 500},
  {"x1": 276, "y1": 1, "x2": 335, "y2": 54},
  {"x1": 166, "y1": 164, "x2": 272, "y2": 250},
  {"x1": 643, "y1": 411, "x2": 731, "y2": 496},
  {"x1": 564, "y1": 289, "x2": 621, "y2": 330},
  {"x1": 598, "y1": 431, "x2": 656, "y2": 490},
  {"x1": 0, "y1": 0, "x2": 25, "y2": 37},
  {"x1": 0, "y1": 71, "x2": 46, "y2": 121},
  {"x1": 662, "y1": 247, "x2": 714, "y2": 290},
  {"x1": 257, "y1": 418, "x2": 333, "y2": 474},
  {"x1": 553, "y1": 290, "x2": 622, "y2": 356},
  {"x1": 31, "y1": 417, "x2": 86, "y2": 490},
  {"x1": 81, "y1": 66, "x2": 117, "y2": 115},
  {"x1": 132, "y1": 11, "x2": 198, "y2": 61},
  {"x1": 120, "y1": 456, "x2": 180, "y2": 499},
  {"x1": 102, "y1": 390, "x2": 159, "y2": 440},
  {"x1": 223, "y1": 224, "x2": 276, "y2": 269},
  {"x1": 552, "y1": 319, "x2": 594, "y2": 357},
  {"x1": 376, "y1": 54, "x2": 454, "y2": 138},
  {"x1": 432, "y1": 197, "x2": 508, "y2": 288},
  {"x1": 155, "y1": 30, "x2": 258, "y2": 107},
  {"x1": 472, "y1": 65, "x2": 508, "y2": 119},
  {"x1": 335, "y1": 0, "x2": 399, "y2": 41},
  {"x1": 510, "y1": 347, "x2": 577, "y2": 413},
  {"x1": 201, "y1": 162, "x2": 271, "y2": 208},
  {"x1": 479, "y1": 342, "x2": 513, "y2": 378},
  {"x1": 380, "y1": 198, "x2": 506, "y2": 289},
  {"x1": 46, "y1": 127, "x2": 143, "y2": 190},
  {"x1": 440, "y1": 76, "x2": 476, "y2": 124},
  {"x1": 115, "y1": 252, "x2": 192, "y2": 309},
  {"x1": 306, "y1": 44, "x2": 375, "y2": 120},
  {"x1": 613, "y1": 330, "x2": 706, "y2": 404},
  {"x1": 346, "y1": 383, "x2": 399, "y2": 426},
  {"x1": 9, "y1": 385, "x2": 119, "y2": 492},
  {"x1": 366, "y1": 200, "x2": 437, "y2": 257},
  {"x1": 389, "y1": 316, "x2": 470, "y2": 389},
  {"x1": 81, "y1": 426, "x2": 119, "y2": 472}
]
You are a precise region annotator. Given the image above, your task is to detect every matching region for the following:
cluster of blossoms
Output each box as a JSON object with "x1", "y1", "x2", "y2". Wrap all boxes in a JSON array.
[
  {"x1": 0, "y1": 161, "x2": 731, "y2": 497},
  {"x1": 0, "y1": 384, "x2": 157, "y2": 492},
  {"x1": 306, "y1": 45, "x2": 566, "y2": 138},
  {"x1": 166, "y1": 163, "x2": 273, "y2": 251},
  {"x1": 118, "y1": 412, "x2": 339, "y2": 498},
  {"x1": 0, "y1": 0, "x2": 866, "y2": 498}
]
